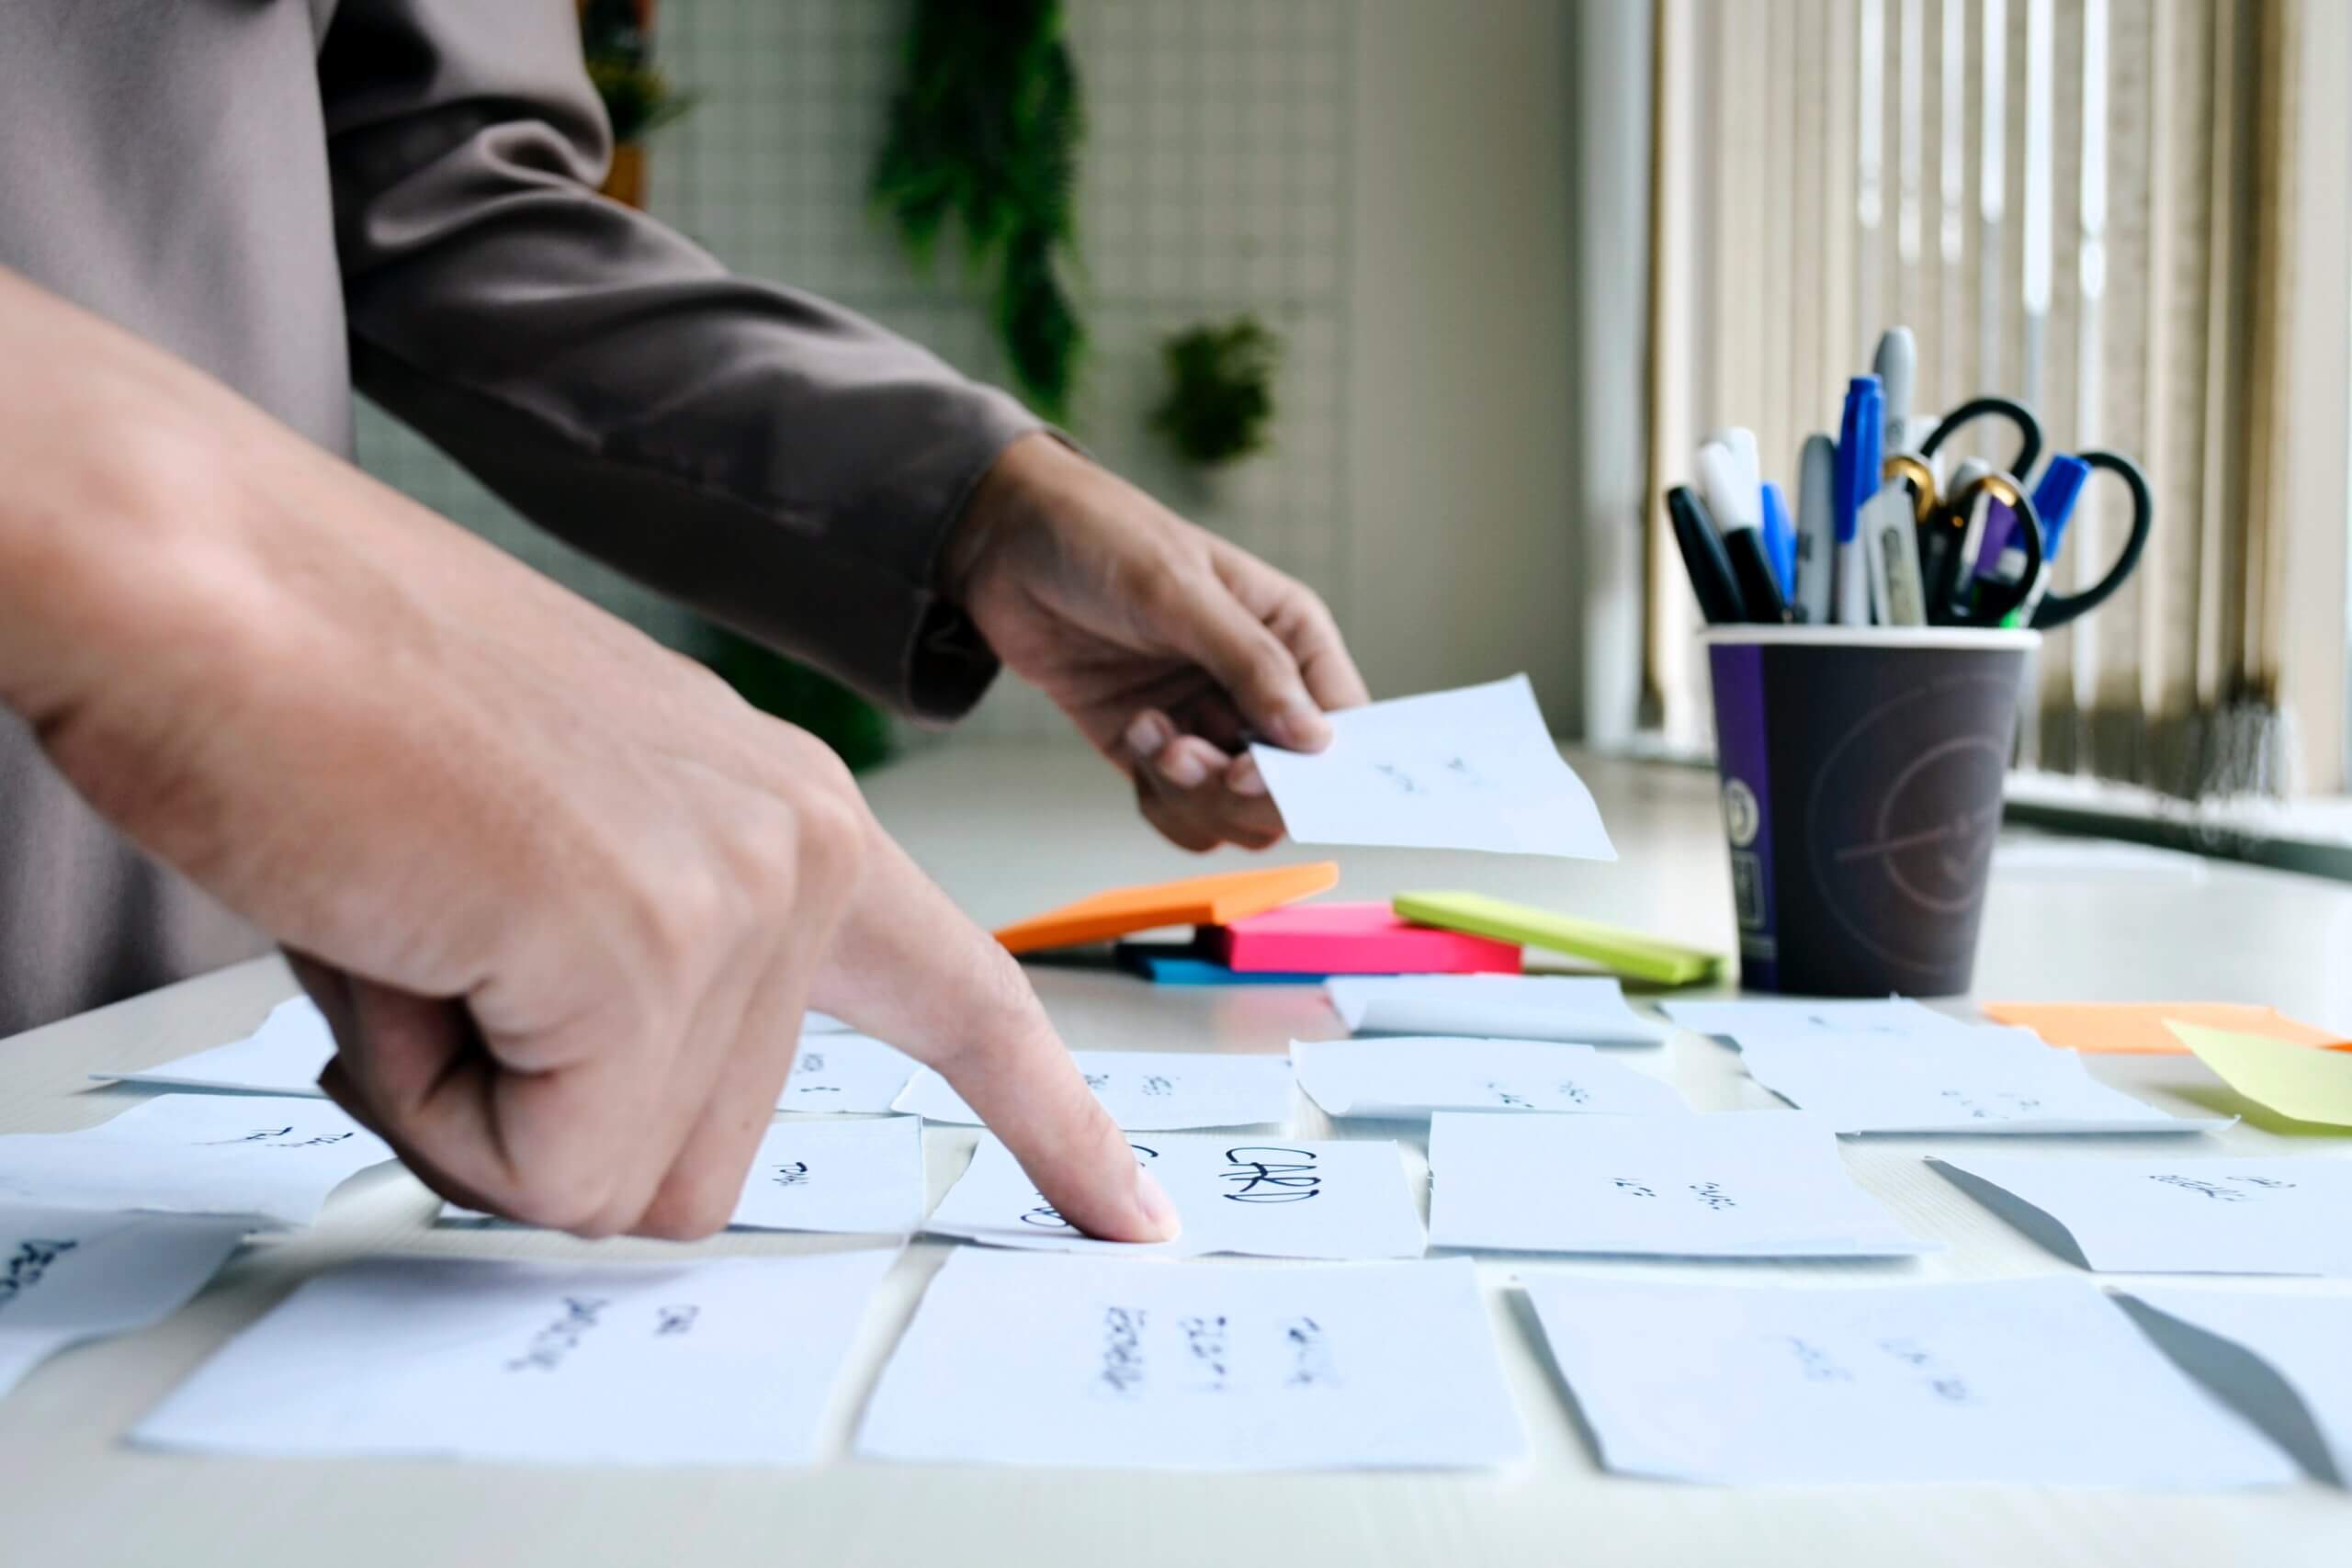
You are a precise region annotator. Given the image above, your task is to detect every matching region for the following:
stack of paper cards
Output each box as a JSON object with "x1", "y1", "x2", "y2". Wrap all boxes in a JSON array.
[
  {"x1": 1521, "y1": 1276, "x2": 2296, "y2": 1485},
  {"x1": 1427, "y1": 1111, "x2": 1930, "y2": 1258},
  {"x1": 0, "y1": 1208, "x2": 249, "y2": 1401},
  {"x1": 133, "y1": 1251, "x2": 897, "y2": 1465},
  {"x1": 1247, "y1": 674, "x2": 1616, "y2": 860},
  {"x1": 1327, "y1": 975, "x2": 1668, "y2": 1045},
  {"x1": 92, "y1": 996, "x2": 334, "y2": 1096},
  {"x1": 1736, "y1": 1034, "x2": 2223, "y2": 1134},
  {"x1": 0, "y1": 1096, "x2": 393, "y2": 1228},
  {"x1": 856, "y1": 1250, "x2": 1523, "y2": 1470},
  {"x1": 1292, "y1": 1037, "x2": 1690, "y2": 1119},
  {"x1": 895, "y1": 1051, "x2": 1292, "y2": 1131},
  {"x1": 2114, "y1": 1287, "x2": 2352, "y2": 1485},
  {"x1": 1932, "y1": 1153, "x2": 2352, "y2": 1274},
  {"x1": 779, "y1": 1032, "x2": 919, "y2": 1113},
  {"x1": 444, "y1": 1117, "x2": 924, "y2": 1235},
  {"x1": 927, "y1": 1134, "x2": 1423, "y2": 1259},
  {"x1": 1660, "y1": 996, "x2": 1973, "y2": 1045}
]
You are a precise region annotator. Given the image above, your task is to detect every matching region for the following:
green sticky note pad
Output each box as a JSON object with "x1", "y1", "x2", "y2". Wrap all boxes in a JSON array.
[{"x1": 1393, "y1": 892, "x2": 1725, "y2": 988}]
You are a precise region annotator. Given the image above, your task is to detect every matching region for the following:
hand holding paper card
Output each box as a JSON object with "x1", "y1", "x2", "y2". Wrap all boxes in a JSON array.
[
  {"x1": 1932, "y1": 1153, "x2": 2352, "y2": 1275},
  {"x1": 0, "y1": 1095, "x2": 393, "y2": 1227},
  {"x1": 0, "y1": 1208, "x2": 248, "y2": 1402},
  {"x1": 132, "y1": 1251, "x2": 897, "y2": 1466},
  {"x1": 92, "y1": 996, "x2": 335, "y2": 1097},
  {"x1": 1327, "y1": 975, "x2": 1667, "y2": 1045},
  {"x1": 1736, "y1": 1034, "x2": 2222, "y2": 1134},
  {"x1": 1428, "y1": 1111, "x2": 1931, "y2": 1258},
  {"x1": 2168, "y1": 1021, "x2": 2352, "y2": 1128},
  {"x1": 2115, "y1": 1286, "x2": 2352, "y2": 1486},
  {"x1": 856, "y1": 1250, "x2": 1523, "y2": 1471},
  {"x1": 894, "y1": 1050, "x2": 1292, "y2": 1131},
  {"x1": 444, "y1": 1118, "x2": 924, "y2": 1235},
  {"x1": 1248, "y1": 675, "x2": 1615, "y2": 859},
  {"x1": 777, "y1": 1032, "x2": 919, "y2": 1113},
  {"x1": 1521, "y1": 1276, "x2": 2297, "y2": 1486},
  {"x1": 1292, "y1": 1037, "x2": 1691, "y2": 1119},
  {"x1": 928, "y1": 1134, "x2": 1422, "y2": 1259}
]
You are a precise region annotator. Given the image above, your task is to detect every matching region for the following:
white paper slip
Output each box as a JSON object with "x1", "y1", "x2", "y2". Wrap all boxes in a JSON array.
[
  {"x1": 1521, "y1": 1275, "x2": 2297, "y2": 1486},
  {"x1": 1293, "y1": 1037, "x2": 1690, "y2": 1119},
  {"x1": 2115, "y1": 1286, "x2": 2352, "y2": 1486},
  {"x1": 443, "y1": 1117, "x2": 924, "y2": 1235},
  {"x1": 1428, "y1": 1111, "x2": 1932, "y2": 1258},
  {"x1": 0, "y1": 1095, "x2": 393, "y2": 1228},
  {"x1": 894, "y1": 1050, "x2": 1293, "y2": 1131},
  {"x1": 0, "y1": 1208, "x2": 248, "y2": 1402},
  {"x1": 133, "y1": 1250, "x2": 897, "y2": 1466},
  {"x1": 801, "y1": 1010, "x2": 853, "y2": 1034},
  {"x1": 93, "y1": 995, "x2": 334, "y2": 1097},
  {"x1": 1932, "y1": 1153, "x2": 2352, "y2": 1275},
  {"x1": 779, "y1": 1032, "x2": 919, "y2": 1114},
  {"x1": 928, "y1": 1134, "x2": 1422, "y2": 1259},
  {"x1": 1660, "y1": 996, "x2": 1973, "y2": 1045},
  {"x1": 857, "y1": 1250, "x2": 1521, "y2": 1470},
  {"x1": 1248, "y1": 674, "x2": 1614, "y2": 859},
  {"x1": 1326, "y1": 975, "x2": 1667, "y2": 1045},
  {"x1": 1737, "y1": 1035, "x2": 2224, "y2": 1134}
]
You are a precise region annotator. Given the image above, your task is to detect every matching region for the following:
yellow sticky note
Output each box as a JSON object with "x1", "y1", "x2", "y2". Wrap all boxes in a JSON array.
[{"x1": 2167, "y1": 1020, "x2": 2352, "y2": 1129}]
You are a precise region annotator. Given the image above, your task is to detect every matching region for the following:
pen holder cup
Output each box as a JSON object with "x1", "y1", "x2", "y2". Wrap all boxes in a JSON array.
[{"x1": 1702, "y1": 626, "x2": 2039, "y2": 997}]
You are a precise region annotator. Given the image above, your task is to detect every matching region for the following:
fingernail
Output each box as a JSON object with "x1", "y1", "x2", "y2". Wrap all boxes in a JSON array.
[
  {"x1": 1227, "y1": 755, "x2": 1267, "y2": 795},
  {"x1": 1159, "y1": 749, "x2": 1208, "y2": 788},
  {"x1": 1124, "y1": 712, "x2": 1174, "y2": 759},
  {"x1": 1134, "y1": 1167, "x2": 1182, "y2": 1241},
  {"x1": 1272, "y1": 705, "x2": 1328, "y2": 750}
]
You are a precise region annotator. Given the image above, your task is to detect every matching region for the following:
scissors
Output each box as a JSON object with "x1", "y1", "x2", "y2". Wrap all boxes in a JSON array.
[
  {"x1": 1917, "y1": 394, "x2": 2044, "y2": 482},
  {"x1": 1882, "y1": 452, "x2": 2044, "y2": 627},
  {"x1": 2018, "y1": 449, "x2": 2154, "y2": 629}
]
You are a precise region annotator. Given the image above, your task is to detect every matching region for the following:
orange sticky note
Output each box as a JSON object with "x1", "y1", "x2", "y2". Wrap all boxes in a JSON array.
[
  {"x1": 992, "y1": 863, "x2": 1340, "y2": 955},
  {"x1": 1981, "y1": 1000, "x2": 2346, "y2": 1055}
]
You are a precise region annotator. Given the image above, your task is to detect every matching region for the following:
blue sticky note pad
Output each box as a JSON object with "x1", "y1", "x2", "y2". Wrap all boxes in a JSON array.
[{"x1": 1115, "y1": 943, "x2": 1326, "y2": 987}]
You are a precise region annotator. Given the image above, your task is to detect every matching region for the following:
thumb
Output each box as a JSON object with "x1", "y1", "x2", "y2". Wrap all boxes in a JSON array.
[{"x1": 1161, "y1": 577, "x2": 1331, "y2": 753}]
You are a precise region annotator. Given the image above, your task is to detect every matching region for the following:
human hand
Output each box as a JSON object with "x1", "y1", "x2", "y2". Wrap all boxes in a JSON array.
[
  {"x1": 945, "y1": 434, "x2": 1368, "y2": 852},
  {"x1": 0, "y1": 271, "x2": 1173, "y2": 1244}
]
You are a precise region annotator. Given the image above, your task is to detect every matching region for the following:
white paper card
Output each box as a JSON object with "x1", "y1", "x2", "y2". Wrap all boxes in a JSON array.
[
  {"x1": 443, "y1": 1117, "x2": 924, "y2": 1235},
  {"x1": 1522, "y1": 1275, "x2": 2296, "y2": 1486},
  {"x1": 895, "y1": 1050, "x2": 1292, "y2": 1131},
  {"x1": 857, "y1": 1250, "x2": 1521, "y2": 1470},
  {"x1": 93, "y1": 996, "x2": 334, "y2": 1097},
  {"x1": 1293, "y1": 1037, "x2": 1690, "y2": 1119},
  {"x1": 801, "y1": 1010, "x2": 853, "y2": 1034},
  {"x1": 0, "y1": 1095, "x2": 393, "y2": 1228},
  {"x1": 779, "y1": 1032, "x2": 919, "y2": 1114},
  {"x1": 1326, "y1": 975, "x2": 1667, "y2": 1045},
  {"x1": 1428, "y1": 1111, "x2": 1931, "y2": 1258},
  {"x1": 133, "y1": 1250, "x2": 897, "y2": 1466},
  {"x1": 1933, "y1": 1153, "x2": 2352, "y2": 1275},
  {"x1": 0, "y1": 1208, "x2": 248, "y2": 1401},
  {"x1": 928, "y1": 1134, "x2": 1422, "y2": 1259},
  {"x1": 2116, "y1": 1286, "x2": 2352, "y2": 1486},
  {"x1": 1738, "y1": 1035, "x2": 2224, "y2": 1134},
  {"x1": 1248, "y1": 675, "x2": 1614, "y2": 859},
  {"x1": 1660, "y1": 996, "x2": 1972, "y2": 1045}
]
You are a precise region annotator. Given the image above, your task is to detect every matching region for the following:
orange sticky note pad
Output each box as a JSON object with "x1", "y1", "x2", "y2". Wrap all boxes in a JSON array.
[
  {"x1": 1981, "y1": 1000, "x2": 2347, "y2": 1055},
  {"x1": 992, "y1": 863, "x2": 1340, "y2": 955}
]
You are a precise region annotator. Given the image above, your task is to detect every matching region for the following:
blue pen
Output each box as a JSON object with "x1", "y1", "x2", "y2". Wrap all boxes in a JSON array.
[
  {"x1": 1760, "y1": 481, "x2": 1797, "y2": 604},
  {"x1": 2030, "y1": 454, "x2": 2092, "y2": 561},
  {"x1": 1833, "y1": 375, "x2": 1883, "y2": 626}
]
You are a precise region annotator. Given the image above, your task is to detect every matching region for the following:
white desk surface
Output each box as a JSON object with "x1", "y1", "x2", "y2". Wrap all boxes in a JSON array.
[{"x1": 6, "y1": 743, "x2": 2350, "y2": 1567}]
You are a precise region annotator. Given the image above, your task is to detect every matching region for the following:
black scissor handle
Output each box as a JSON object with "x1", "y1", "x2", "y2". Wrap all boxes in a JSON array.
[
  {"x1": 1952, "y1": 475, "x2": 2041, "y2": 627},
  {"x1": 2029, "y1": 449, "x2": 2154, "y2": 630},
  {"x1": 1919, "y1": 395, "x2": 2044, "y2": 485}
]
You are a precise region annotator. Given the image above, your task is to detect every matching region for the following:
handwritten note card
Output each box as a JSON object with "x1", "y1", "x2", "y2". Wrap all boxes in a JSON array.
[
  {"x1": 1932, "y1": 1153, "x2": 2352, "y2": 1275},
  {"x1": 1248, "y1": 675, "x2": 1615, "y2": 859},
  {"x1": 93, "y1": 996, "x2": 334, "y2": 1097},
  {"x1": 1292, "y1": 1037, "x2": 1690, "y2": 1119},
  {"x1": 2116, "y1": 1286, "x2": 2352, "y2": 1486},
  {"x1": 895, "y1": 1051, "x2": 1293, "y2": 1131},
  {"x1": 1736, "y1": 1035, "x2": 2223, "y2": 1134},
  {"x1": 1326, "y1": 975, "x2": 1667, "y2": 1045},
  {"x1": 1660, "y1": 996, "x2": 1972, "y2": 1045},
  {"x1": 0, "y1": 1095, "x2": 393, "y2": 1228},
  {"x1": 1428, "y1": 1111, "x2": 1931, "y2": 1258},
  {"x1": 778, "y1": 1032, "x2": 919, "y2": 1114},
  {"x1": 856, "y1": 1250, "x2": 1522, "y2": 1470},
  {"x1": 0, "y1": 1208, "x2": 248, "y2": 1401},
  {"x1": 132, "y1": 1250, "x2": 897, "y2": 1465},
  {"x1": 444, "y1": 1117, "x2": 924, "y2": 1235},
  {"x1": 927, "y1": 1134, "x2": 1422, "y2": 1259},
  {"x1": 1521, "y1": 1276, "x2": 2295, "y2": 1485}
]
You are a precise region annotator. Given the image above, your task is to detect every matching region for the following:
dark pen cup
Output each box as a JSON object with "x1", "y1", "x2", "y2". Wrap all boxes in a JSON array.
[{"x1": 1702, "y1": 626, "x2": 2037, "y2": 997}]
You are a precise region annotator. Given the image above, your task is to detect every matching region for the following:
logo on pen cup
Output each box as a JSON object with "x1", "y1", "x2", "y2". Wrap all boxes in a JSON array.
[{"x1": 1721, "y1": 778, "x2": 1760, "y2": 849}]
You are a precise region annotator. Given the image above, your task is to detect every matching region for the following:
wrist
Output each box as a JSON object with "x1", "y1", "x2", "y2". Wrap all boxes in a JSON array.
[{"x1": 940, "y1": 430, "x2": 1083, "y2": 602}]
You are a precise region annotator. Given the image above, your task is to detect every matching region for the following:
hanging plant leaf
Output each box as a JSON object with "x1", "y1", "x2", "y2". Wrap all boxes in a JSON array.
[{"x1": 1150, "y1": 317, "x2": 1281, "y2": 467}]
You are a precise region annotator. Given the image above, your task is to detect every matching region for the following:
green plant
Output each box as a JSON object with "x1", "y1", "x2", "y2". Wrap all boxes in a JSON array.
[
  {"x1": 871, "y1": 0, "x2": 1085, "y2": 423},
  {"x1": 1150, "y1": 317, "x2": 1282, "y2": 466}
]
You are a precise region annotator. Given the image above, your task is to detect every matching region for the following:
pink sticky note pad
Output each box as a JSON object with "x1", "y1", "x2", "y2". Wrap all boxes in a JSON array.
[{"x1": 1207, "y1": 902, "x2": 1521, "y2": 976}]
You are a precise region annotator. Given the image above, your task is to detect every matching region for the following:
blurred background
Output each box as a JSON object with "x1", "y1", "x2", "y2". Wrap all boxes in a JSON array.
[{"x1": 357, "y1": 1, "x2": 2351, "y2": 831}]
